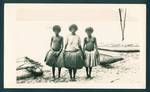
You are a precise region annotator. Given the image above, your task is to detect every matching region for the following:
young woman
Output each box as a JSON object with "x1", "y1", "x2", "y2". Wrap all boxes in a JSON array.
[
  {"x1": 64, "y1": 24, "x2": 84, "y2": 81},
  {"x1": 83, "y1": 27, "x2": 99, "y2": 79},
  {"x1": 44, "y1": 25, "x2": 64, "y2": 79}
]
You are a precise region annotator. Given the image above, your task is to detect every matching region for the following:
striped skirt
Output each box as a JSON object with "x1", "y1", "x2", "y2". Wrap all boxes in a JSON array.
[
  {"x1": 84, "y1": 50, "x2": 100, "y2": 67},
  {"x1": 45, "y1": 49, "x2": 64, "y2": 67},
  {"x1": 64, "y1": 50, "x2": 84, "y2": 69}
]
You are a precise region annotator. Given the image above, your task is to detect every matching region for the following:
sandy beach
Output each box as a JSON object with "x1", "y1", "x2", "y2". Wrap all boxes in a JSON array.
[{"x1": 16, "y1": 50, "x2": 145, "y2": 88}]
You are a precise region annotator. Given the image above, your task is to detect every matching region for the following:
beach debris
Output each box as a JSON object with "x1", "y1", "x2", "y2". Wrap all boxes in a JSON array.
[
  {"x1": 16, "y1": 56, "x2": 43, "y2": 80},
  {"x1": 110, "y1": 78, "x2": 120, "y2": 83}
]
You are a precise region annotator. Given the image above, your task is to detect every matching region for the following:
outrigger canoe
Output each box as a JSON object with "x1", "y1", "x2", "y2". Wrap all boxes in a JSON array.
[
  {"x1": 99, "y1": 53, "x2": 123, "y2": 65},
  {"x1": 16, "y1": 57, "x2": 43, "y2": 80}
]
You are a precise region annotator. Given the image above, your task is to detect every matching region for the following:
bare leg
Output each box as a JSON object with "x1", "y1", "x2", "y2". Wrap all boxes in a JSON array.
[
  {"x1": 73, "y1": 68, "x2": 77, "y2": 78},
  {"x1": 52, "y1": 66, "x2": 55, "y2": 79},
  {"x1": 58, "y1": 67, "x2": 61, "y2": 78},
  {"x1": 86, "y1": 67, "x2": 89, "y2": 78},
  {"x1": 89, "y1": 67, "x2": 92, "y2": 78},
  {"x1": 72, "y1": 68, "x2": 77, "y2": 81},
  {"x1": 69, "y1": 68, "x2": 72, "y2": 80}
]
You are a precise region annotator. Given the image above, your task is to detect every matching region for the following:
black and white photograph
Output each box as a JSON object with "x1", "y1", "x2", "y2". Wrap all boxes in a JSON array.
[{"x1": 4, "y1": 4, "x2": 146, "y2": 88}]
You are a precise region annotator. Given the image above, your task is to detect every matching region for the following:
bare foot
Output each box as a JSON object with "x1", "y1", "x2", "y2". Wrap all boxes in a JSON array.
[{"x1": 72, "y1": 78, "x2": 76, "y2": 81}]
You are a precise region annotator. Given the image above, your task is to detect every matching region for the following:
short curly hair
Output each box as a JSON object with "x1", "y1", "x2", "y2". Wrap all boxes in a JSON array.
[
  {"x1": 53, "y1": 25, "x2": 61, "y2": 32},
  {"x1": 85, "y1": 27, "x2": 94, "y2": 33},
  {"x1": 69, "y1": 24, "x2": 78, "y2": 31}
]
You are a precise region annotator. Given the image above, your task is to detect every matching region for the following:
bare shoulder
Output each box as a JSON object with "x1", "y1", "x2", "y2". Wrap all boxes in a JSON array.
[
  {"x1": 51, "y1": 36, "x2": 54, "y2": 40},
  {"x1": 84, "y1": 37, "x2": 87, "y2": 39},
  {"x1": 84, "y1": 37, "x2": 87, "y2": 40},
  {"x1": 83, "y1": 37, "x2": 87, "y2": 43},
  {"x1": 93, "y1": 36, "x2": 96, "y2": 40},
  {"x1": 92, "y1": 36, "x2": 97, "y2": 42},
  {"x1": 59, "y1": 35, "x2": 63, "y2": 39}
]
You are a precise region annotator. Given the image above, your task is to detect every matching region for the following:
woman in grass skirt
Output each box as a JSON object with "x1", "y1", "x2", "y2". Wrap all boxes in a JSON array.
[
  {"x1": 83, "y1": 27, "x2": 100, "y2": 79},
  {"x1": 64, "y1": 24, "x2": 84, "y2": 81},
  {"x1": 44, "y1": 25, "x2": 64, "y2": 79}
]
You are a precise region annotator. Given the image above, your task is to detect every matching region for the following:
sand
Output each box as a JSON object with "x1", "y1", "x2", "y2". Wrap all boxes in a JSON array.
[{"x1": 16, "y1": 50, "x2": 145, "y2": 88}]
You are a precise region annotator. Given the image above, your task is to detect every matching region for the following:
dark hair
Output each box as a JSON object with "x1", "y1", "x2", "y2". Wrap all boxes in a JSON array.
[
  {"x1": 69, "y1": 24, "x2": 78, "y2": 31},
  {"x1": 53, "y1": 25, "x2": 61, "y2": 32},
  {"x1": 85, "y1": 27, "x2": 94, "y2": 33}
]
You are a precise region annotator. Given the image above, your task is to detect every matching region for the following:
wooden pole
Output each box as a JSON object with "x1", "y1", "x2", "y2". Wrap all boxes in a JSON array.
[{"x1": 119, "y1": 8, "x2": 127, "y2": 41}]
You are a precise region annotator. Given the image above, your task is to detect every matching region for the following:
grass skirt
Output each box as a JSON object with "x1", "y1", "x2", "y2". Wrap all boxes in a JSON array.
[
  {"x1": 56, "y1": 52, "x2": 64, "y2": 67},
  {"x1": 64, "y1": 50, "x2": 84, "y2": 69},
  {"x1": 84, "y1": 50, "x2": 100, "y2": 67},
  {"x1": 45, "y1": 49, "x2": 64, "y2": 67}
]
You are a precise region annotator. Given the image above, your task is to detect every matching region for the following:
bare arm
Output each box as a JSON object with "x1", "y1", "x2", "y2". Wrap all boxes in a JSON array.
[
  {"x1": 64, "y1": 37, "x2": 68, "y2": 51},
  {"x1": 50, "y1": 37, "x2": 53, "y2": 49},
  {"x1": 79, "y1": 44, "x2": 83, "y2": 52},
  {"x1": 59, "y1": 37, "x2": 64, "y2": 54},
  {"x1": 78, "y1": 37, "x2": 84, "y2": 55},
  {"x1": 83, "y1": 38, "x2": 86, "y2": 52},
  {"x1": 94, "y1": 37, "x2": 98, "y2": 51}
]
